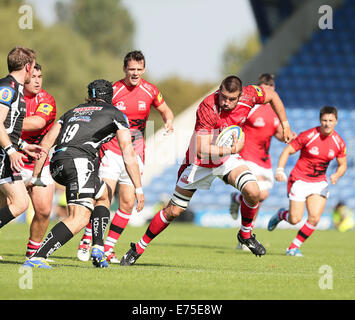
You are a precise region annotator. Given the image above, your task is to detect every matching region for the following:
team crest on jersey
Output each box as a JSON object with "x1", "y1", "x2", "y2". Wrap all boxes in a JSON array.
[
  {"x1": 0, "y1": 87, "x2": 15, "y2": 106},
  {"x1": 309, "y1": 146, "x2": 319, "y2": 155},
  {"x1": 116, "y1": 101, "x2": 126, "y2": 110},
  {"x1": 138, "y1": 101, "x2": 146, "y2": 111},
  {"x1": 328, "y1": 149, "x2": 335, "y2": 158},
  {"x1": 37, "y1": 103, "x2": 54, "y2": 115},
  {"x1": 253, "y1": 117, "x2": 265, "y2": 127}
]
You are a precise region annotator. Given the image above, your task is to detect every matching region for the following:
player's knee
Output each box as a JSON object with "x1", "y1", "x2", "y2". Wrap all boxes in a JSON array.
[
  {"x1": 119, "y1": 198, "x2": 135, "y2": 213},
  {"x1": 164, "y1": 203, "x2": 184, "y2": 221},
  {"x1": 307, "y1": 216, "x2": 320, "y2": 226},
  {"x1": 288, "y1": 214, "x2": 302, "y2": 225},
  {"x1": 14, "y1": 196, "x2": 29, "y2": 216},
  {"x1": 241, "y1": 182, "x2": 260, "y2": 205},
  {"x1": 258, "y1": 189, "x2": 269, "y2": 202},
  {"x1": 33, "y1": 202, "x2": 52, "y2": 219}
]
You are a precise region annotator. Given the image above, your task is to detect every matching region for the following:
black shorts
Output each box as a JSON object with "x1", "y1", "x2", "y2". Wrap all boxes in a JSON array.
[
  {"x1": 50, "y1": 157, "x2": 105, "y2": 211},
  {"x1": 0, "y1": 148, "x2": 23, "y2": 184}
]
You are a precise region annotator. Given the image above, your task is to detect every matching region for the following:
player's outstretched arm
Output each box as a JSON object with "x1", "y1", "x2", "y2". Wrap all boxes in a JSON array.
[
  {"x1": 116, "y1": 128, "x2": 145, "y2": 212},
  {"x1": 263, "y1": 87, "x2": 292, "y2": 144},
  {"x1": 275, "y1": 144, "x2": 296, "y2": 182}
]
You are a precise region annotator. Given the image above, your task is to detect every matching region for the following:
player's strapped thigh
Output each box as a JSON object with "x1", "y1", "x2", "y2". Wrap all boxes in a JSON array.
[
  {"x1": 50, "y1": 157, "x2": 105, "y2": 211},
  {"x1": 171, "y1": 189, "x2": 195, "y2": 210},
  {"x1": 230, "y1": 169, "x2": 257, "y2": 192}
]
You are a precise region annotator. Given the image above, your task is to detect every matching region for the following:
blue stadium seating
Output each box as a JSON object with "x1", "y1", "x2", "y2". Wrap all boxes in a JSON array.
[{"x1": 143, "y1": 1, "x2": 355, "y2": 216}]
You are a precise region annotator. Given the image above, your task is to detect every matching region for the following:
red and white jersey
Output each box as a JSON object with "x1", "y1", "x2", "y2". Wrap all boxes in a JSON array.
[
  {"x1": 240, "y1": 103, "x2": 280, "y2": 169},
  {"x1": 290, "y1": 126, "x2": 346, "y2": 182},
  {"x1": 22, "y1": 89, "x2": 56, "y2": 169},
  {"x1": 183, "y1": 85, "x2": 266, "y2": 168},
  {"x1": 100, "y1": 78, "x2": 165, "y2": 163}
]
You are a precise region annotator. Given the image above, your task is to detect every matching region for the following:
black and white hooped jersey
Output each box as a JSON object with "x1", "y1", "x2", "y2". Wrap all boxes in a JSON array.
[
  {"x1": 0, "y1": 75, "x2": 26, "y2": 147},
  {"x1": 53, "y1": 101, "x2": 130, "y2": 160}
]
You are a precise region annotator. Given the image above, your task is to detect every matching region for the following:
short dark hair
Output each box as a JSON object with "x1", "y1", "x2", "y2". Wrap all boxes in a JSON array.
[
  {"x1": 7, "y1": 46, "x2": 36, "y2": 73},
  {"x1": 220, "y1": 75, "x2": 242, "y2": 93},
  {"x1": 34, "y1": 63, "x2": 41, "y2": 71},
  {"x1": 320, "y1": 106, "x2": 338, "y2": 120},
  {"x1": 123, "y1": 50, "x2": 145, "y2": 68},
  {"x1": 87, "y1": 79, "x2": 113, "y2": 104},
  {"x1": 257, "y1": 73, "x2": 275, "y2": 87}
]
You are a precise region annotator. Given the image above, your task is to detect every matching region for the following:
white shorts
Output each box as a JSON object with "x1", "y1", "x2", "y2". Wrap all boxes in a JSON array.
[
  {"x1": 99, "y1": 150, "x2": 144, "y2": 185},
  {"x1": 245, "y1": 161, "x2": 274, "y2": 191},
  {"x1": 176, "y1": 155, "x2": 247, "y2": 190},
  {"x1": 21, "y1": 165, "x2": 54, "y2": 186},
  {"x1": 288, "y1": 179, "x2": 329, "y2": 202}
]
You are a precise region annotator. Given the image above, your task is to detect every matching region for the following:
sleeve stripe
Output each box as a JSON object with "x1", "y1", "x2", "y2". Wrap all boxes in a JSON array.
[
  {"x1": 237, "y1": 102, "x2": 253, "y2": 108},
  {"x1": 305, "y1": 133, "x2": 320, "y2": 147},
  {"x1": 139, "y1": 84, "x2": 153, "y2": 99}
]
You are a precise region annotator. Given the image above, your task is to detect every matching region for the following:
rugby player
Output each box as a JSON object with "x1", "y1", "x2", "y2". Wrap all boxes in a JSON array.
[
  {"x1": 77, "y1": 50, "x2": 174, "y2": 263},
  {"x1": 23, "y1": 79, "x2": 144, "y2": 268},
  {"x1": 267, "y1": 106, "x2": 347, "y2": 256},
  {"x1": 120, "y1": 75, "x2": 293, "y2": 266},
  {"x1": 21, "y1": 63, "x2": 57, "y2": 258}
]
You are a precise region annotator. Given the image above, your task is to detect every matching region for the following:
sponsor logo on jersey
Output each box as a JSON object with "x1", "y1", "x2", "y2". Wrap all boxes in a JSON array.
[
  {"x1": 37, "y1": 103, "x2": 54, "y2": 115},
  {"x1": 68, "y1": 116, "x2": 91, "y2": 123},
  {"x1": 0, "y1": 87, "x2": 15, "y2": 105},
  {"x1": 138, "y1": 101, "x2": 146, "y2": 111},
  {"x1": 73, "y1": 106, "x2": 103, "y2": 112},
  {"x1": 252, "y1": 85, "x2": 263, "y2": 97}
]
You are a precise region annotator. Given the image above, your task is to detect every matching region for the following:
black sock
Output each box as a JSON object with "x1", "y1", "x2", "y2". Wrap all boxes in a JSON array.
[
  {"x1": 91, "y1": 205, "x2": 110, "y2": 247},
  {"x1": 33, "y1": 221, "x2": 73, "y2": 259},
  {"x1": 0, "y1": 205, "x2": 15, "y2": 229}
]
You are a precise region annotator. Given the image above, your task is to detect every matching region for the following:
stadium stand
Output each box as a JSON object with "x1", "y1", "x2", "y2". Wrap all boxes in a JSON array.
[{"x1": 140, "y1": 0, "x2": 354, "y2": 228}]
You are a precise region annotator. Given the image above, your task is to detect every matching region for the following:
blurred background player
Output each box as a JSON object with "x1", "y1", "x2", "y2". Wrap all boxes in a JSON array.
[
  {"x1": 0, "y1": 47, "x2": 46, "y2": 233},
  {"x1": 24, "y1": 79, "x2": 144, "y2": 268},
  {"x1": 119, "y1": 75, "x2": 293, "y2": 266},
  {"x1": 20, "y1": 63, "x2": 57, "y2": 258},
  {"x1": 268, "y1": 106, "x2": 347, "y2": 256},
  {"x1": 77, "y1": 50, "x2": 174, "y2": 263},
  {"x1": 332, "y1": 201, "x2": 354, "y2": 232},
  {"x1": 229, "y1": 73, "x2": 295, "y2": 250}
]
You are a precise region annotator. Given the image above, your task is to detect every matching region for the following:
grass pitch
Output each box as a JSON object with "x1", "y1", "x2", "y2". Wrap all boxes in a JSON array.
[{"x1": 0, "y1": 222, "x2": 354, "y2": 300}]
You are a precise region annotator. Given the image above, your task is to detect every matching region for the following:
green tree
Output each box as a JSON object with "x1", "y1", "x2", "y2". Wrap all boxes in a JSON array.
[
  {"x1": 221, "y1": 33, "x2": 261, "y2": 76},
  {"x1": 56, "y1": 0, "x2": 135, "y2": 57}
]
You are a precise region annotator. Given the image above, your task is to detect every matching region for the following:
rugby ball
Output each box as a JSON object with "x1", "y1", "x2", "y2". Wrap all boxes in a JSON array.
[{"x1": 216, "y1": 125, "x2": 243, "y2": 147}]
